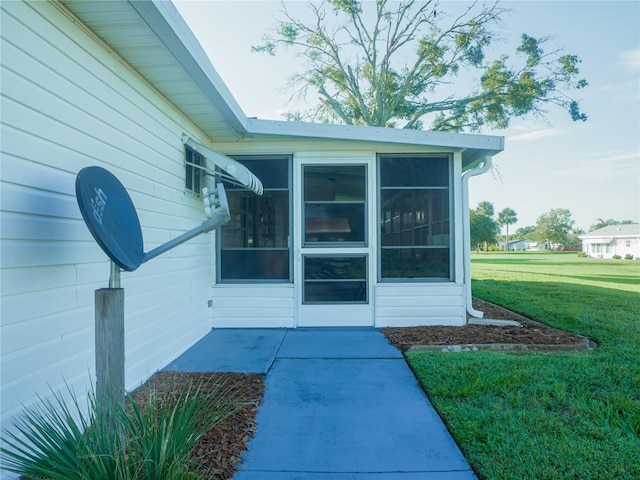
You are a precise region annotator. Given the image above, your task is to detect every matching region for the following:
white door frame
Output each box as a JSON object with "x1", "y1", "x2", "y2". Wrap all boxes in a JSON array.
[{"x1": 293, "y1": 154, "x2": 376, "y2": 327}]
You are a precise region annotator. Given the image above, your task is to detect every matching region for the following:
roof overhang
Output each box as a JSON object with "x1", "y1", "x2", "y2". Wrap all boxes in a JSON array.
[
  {"x1": 579, "y1": 225, "x2": 640, "y2": 239},
  {"x1": 60, "y1": 0, "x2": 504, "y2": 164},
  {"x1": 246, "y1": 119, "x2": 504, "y2": 167},
  {"x1": 61, "y1": 0, "x2": 249, "y2": 141}
]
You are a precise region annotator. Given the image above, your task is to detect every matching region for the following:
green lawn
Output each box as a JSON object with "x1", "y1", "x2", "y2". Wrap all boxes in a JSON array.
[{"x1": 407, "y1": 252, "x2": 640, "y2": 479}]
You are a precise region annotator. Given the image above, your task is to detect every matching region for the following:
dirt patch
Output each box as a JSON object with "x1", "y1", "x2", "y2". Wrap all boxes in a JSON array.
[{"x1": 383, "y1": 298, "x2": 592, "y2": 351}]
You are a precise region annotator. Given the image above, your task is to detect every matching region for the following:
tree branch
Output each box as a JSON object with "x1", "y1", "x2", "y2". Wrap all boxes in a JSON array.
[{"x1": 254, "y1": 0, "x2": 586, "y2": 131}]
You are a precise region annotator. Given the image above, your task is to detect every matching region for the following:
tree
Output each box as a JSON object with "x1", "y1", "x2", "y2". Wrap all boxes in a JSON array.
[
  {"x1": 512, "y1": 225, "x2": 536, "y2": 241},
  {"x1": 497, "y1": 207, "x2": 517, "y2": 250},
  {"x1": 470, "y1": 202, "x2": 499, "y2": 250},
  {"x1": 568, "y1": 227, "x2": 585, "y2": 248},
  {"x1": 475, "y1": 200, "x2": 495, "y2": 217},
  {"x1": 534, "y1": 208, "x2": 575, "y2": 248},
  {"x1": 253, "y1": 0, "x2": 588, "y2": 131},
  {"x1": 589, "y1": 218, "x2": 634, "y2": 231}
]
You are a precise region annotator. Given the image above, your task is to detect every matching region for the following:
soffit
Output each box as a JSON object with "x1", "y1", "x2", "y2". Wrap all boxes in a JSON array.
[{"x1": 60, "y1": 0, "x2": 248, "y2": 142}]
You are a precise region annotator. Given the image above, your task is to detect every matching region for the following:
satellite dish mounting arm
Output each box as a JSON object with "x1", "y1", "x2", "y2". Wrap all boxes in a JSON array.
[{"x1": 141, "y1": 184, "x2": 230, "y2": 264}]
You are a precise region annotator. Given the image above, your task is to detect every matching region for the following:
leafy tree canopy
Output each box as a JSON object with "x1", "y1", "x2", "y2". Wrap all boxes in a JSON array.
[
  {"x1": 253, "y1": 0, "x2": 588, "y2": 132},
  {"x1": 534, "y1": 208, "x2": 575, "y2": 247},
  {"x1": 470, "y1": 202, "x2": 499, "y2": 249},
  {"x1": 475, "y1": 200, "x2": 495, "y2": 217},
  {"x1": 512, "y1": 225, "x2": 536, "y2": 240}
]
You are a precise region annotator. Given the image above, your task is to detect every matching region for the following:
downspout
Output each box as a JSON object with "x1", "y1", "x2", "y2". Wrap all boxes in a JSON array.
[{"x1": 461, "y1": 155, "x2": 493, "y2": 319}]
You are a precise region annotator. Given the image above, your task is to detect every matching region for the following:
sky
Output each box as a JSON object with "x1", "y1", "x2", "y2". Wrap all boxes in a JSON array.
[{"x1": 173, "y1": 0, "x2": 640, "y2": 233}]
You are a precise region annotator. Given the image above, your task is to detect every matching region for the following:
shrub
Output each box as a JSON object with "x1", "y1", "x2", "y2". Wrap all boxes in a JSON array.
[
  {"x1": 624, "y1": 254, "x2": 634, "y2": 260},
  {"x1": 0, "y1": 386, "x2": 128, "y2": 480},
  {"x1": 1, "y1": 378, "x2": 242, "y2": 480},
  {"x1": 577, "y1": 251, "x2": 587, "y2": 257},
  {"x1": 612, "y1": 254, "x2": 622, "y2": 259}
]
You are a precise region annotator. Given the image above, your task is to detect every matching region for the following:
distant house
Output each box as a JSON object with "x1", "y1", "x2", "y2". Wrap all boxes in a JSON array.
[
  {"x1": 520, "y1": 241, "x2": 549, "y2": 251},
  {"x1": 508, "y1": 239, "x2": 536, "y2": 251},
  {"x1": 580, "y1": 224, "x2": 640, "y2": 259},
  {"x1": 0, "y1": 0, "x2": 504, "y2": 443}
]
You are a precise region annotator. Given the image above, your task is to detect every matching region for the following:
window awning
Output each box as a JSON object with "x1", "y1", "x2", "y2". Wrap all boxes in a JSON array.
[{"x1": 182, "y1": 135, "x2": 263, "y2": 195}]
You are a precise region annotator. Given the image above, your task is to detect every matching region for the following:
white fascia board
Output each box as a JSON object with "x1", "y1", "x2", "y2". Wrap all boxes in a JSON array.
[
  {"x1": 130, "y1": 0, "x2": 248, "y2": 133},
  {"x1": 247, "y1": 118, "x2": 505, "y2": 154},
  {"x1": 580, "y1": 235, "x2": 637, "y2": 241}
]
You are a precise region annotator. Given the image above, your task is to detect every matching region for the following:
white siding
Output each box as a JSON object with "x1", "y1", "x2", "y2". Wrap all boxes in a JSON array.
[
  {"x1": 616, "y1": 238, "x2": 640, "y2": 259},
  {"x1": 212, "y1": 285, "x2": 296, "y2": 328},
  {"x1": 1, "y1": 0, "x2": 213, "y2": 432},
  {"x1": 583, "y1": 237, "x2": 640, "y2": 259},
  {"x1": 375, "y1": 284, "x2": 466, "y2": 327}
]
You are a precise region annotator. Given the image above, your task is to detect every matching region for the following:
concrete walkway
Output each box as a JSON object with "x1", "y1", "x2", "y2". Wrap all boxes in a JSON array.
[{"x1": 164, "y1": 328, "x2": 477, "y2": 480}]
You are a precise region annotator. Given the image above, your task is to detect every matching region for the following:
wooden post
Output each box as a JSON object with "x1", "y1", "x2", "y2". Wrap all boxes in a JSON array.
[{"x1": 95, "y1": 288, "x2": 125, "y2": 412}]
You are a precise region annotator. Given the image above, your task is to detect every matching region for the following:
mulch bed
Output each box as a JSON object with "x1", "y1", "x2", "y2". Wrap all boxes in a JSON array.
[{"x1": 383, "y1": 298, "x2": 591, "y2": 351}]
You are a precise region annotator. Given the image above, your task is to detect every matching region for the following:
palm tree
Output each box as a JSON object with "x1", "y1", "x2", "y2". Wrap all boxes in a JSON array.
[
  {"x1": 590, "y1": 218, "x2": 620, "y2": 231},
  {"x1": 498, "y1": 208, "x2": 518, "y2": 251}
]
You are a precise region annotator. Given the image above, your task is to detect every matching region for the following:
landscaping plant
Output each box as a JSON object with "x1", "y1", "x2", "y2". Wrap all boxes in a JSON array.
[
  {"x1": 1, "y1": 376, "x2": 243, "y2": 480},
  {"x1": 1, "y1": 386, "x2": 129, "y2": 480}
]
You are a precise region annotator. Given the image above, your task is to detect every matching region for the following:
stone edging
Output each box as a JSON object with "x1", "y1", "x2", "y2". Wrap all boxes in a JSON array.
[{"x1": 406, "y1": 338, "x2": 598, "y2": 353}]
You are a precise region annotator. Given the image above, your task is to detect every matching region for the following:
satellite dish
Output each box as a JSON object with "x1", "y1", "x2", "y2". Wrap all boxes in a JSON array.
[
  {"x1": 77, "y1": 165, "x2": 237, "y2": 415},
  {"x1": 76, "y1": 166, "x2": 144, "y2": 272}
]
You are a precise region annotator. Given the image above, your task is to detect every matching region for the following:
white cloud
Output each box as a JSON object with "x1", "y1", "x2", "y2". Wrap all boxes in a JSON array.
[
  {"x1": 555, "y1": 150, "x2": 640, "y2": 180},
  {"x1": 507, "y1": 128, "x2": 565, "y2": 142},
  {"x1": 593, "y1": 150, "x2": 640, "y2": 163},
  {"x1": 617, "y1": 48, "x2": 640, "y2": 71}
]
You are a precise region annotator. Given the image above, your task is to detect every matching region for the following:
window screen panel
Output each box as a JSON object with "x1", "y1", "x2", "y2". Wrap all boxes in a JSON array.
[
  {"x1": 304, "y1": 203, "x2": 365, "y2": 243},
  {"x1": 303, "y1": 165, "x2": 367, "y2": 246},
  {"x1": 220, "y1": 249, "x2": 290, "y2": 281},
  {"x1": 303, "y1": 256, "x2": 368, "y2": 304},
  {"x1": 380, "y1": 248, "x2": 450, "y2": 279},
  {"x1": 221, "y1": 191, "x2": 289, "y2": 249},
  {"x1": 380, "y1": 156, "x2": 449, "y2": 187},
  {"x1": 218, "y1": 156, "x2": 291, "y2": 282},
  {"x1": 378, "y1": 155, "x2": 452, "y2": 280},
  {"x1": 380, "y1": 190, "x2": 449, "y2": 247}
]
